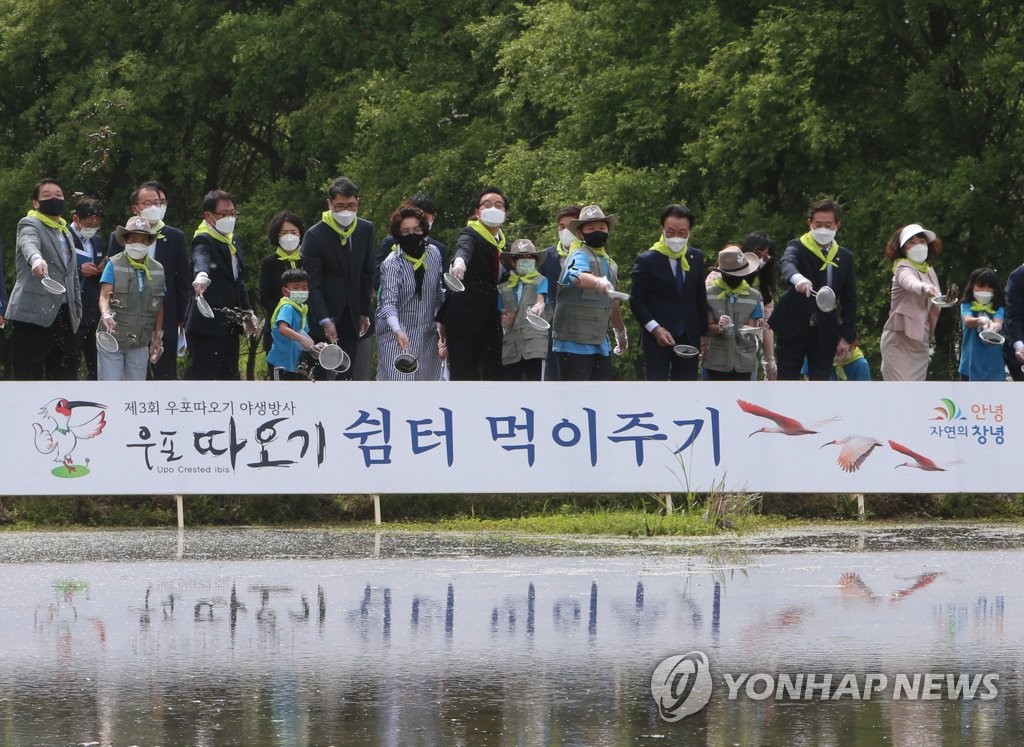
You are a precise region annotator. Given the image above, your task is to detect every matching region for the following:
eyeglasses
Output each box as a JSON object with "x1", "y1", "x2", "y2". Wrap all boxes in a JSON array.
[
  {"x1": 212, "y1": 210, "x2": 238, "y2": 218},
  {"x1": 135, "y1": 199, "x2": 167, "y2": 208},
  {"x1": 330, "y1": 202, "x2": 359, "y2": 211},
  {"x1": 663, "y1": 229, "x2": 689, "y2": 238},
  {"x1": 479, "y1": 200, "x2": 506, "y2": 210}
]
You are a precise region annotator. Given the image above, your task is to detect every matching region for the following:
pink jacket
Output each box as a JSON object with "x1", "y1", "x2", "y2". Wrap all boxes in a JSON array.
[{"x1": 883, "y1": 261, "x2": 940, "y2": 343}]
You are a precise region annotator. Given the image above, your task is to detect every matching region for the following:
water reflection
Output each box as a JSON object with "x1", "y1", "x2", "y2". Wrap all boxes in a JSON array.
[{"x1": 1, "y1": 539, "x2": 1022, "y2": 745}]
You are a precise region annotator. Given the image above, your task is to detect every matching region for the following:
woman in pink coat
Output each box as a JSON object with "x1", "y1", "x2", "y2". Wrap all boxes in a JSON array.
[{"x1": 880, "y1": 223, "x2": 944, "y2": 380}]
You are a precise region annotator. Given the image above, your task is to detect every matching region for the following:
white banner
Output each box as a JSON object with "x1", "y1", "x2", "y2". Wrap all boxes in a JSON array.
[{"x1": 2, "y1": 381, "x2": 1012, "y2": 495}]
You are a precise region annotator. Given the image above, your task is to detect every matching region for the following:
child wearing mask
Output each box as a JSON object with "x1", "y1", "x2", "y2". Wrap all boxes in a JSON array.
[
  {"x1": 958, "y1": 267, "x2": 1006, "y2": 382},
  {"x1": 267, "y1": 268, "x2": 317, "y2": 381},
  {"x1": 497, "y1": 239, "x2": 550, "y2": 380},
  {"x1": 703, "y1": 246, "x2": 765, "y2": 380}
]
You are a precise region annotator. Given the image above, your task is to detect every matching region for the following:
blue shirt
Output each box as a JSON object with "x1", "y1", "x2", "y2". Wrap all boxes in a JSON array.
[
  {"x1": 959, "y1": 303, "x2": 1006, "y2": 381},
  {"x1": 497, "y1": 277, "x2": 549, "y2": 309},
  {"x1": 267, "y1": 303, "x2": 308, "y2": 373},
  {"x1": 553, "y1": 249, "x2": 612, "y2": 356},
  {"x1": 100, "y1": 258, "x2": 164, "y2": 293}
]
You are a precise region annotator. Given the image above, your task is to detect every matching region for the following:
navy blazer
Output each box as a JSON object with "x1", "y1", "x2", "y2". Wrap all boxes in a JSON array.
[
  {"x1": 72, "y1": 229, "x2": 106, "y2": 327},
  {"x1": 1004, "y1": 264, "x2": 1024, "y2": 348},
  {"x1": 184, "y1": 231, "x2": 251, "y2": 337},
  {"x1": 768, "y1": 238, "x2": 857, "y2": 343},
  {"x1": 304, "y1": 217, "x2": 375, "y2": 330},
  {"x1": 108, "y1": 224, "x2": 190, "y2": 339},
  {"x1": 539, "y1": 245, "x2": 563, "y2": 309},
  {"x1": 629, "y1": 247, "x2": 709, "y2": 349},
  {"x1": 0, "y1": 236, "x2": 8, "y2": 317}
]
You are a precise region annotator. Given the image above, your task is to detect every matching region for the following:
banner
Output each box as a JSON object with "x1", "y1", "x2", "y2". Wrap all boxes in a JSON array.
[{"x1": 2, "y1": 381, "x2": 1012, "y2": 495}]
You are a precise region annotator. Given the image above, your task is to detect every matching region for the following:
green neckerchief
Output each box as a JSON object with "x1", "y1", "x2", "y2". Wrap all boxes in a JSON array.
[
  {"x1": 557, "y1": 238, "x2": 582, "y2": 258},
  {"x1": 194, "y1": 221, "x2": 237, "y2": 255},
  {"x1": 149, "y1": 220, "x2": 167, "y2": 240},
  {"x1": 467, "y1": 219, "x2": 506, "y2": 252},
  {"x1": 969, "y1": 301, "x2": 997, "y2": 315},
  {"x1": 506, "y1": 269, "x2": 542, "y2": 289},
  {"x1": 27, "y1": 209, "x2": 72, "y2": 239},
  {"x1": 834, "y1": 346, "x2": 865, "y2": 381},
  {"x1": 710, "y1": 276, "x2": 751, "y2": 299},
  {"x1": 401, "y1": 251, "x2": 427, "y2": 273},
  {"x1": 276, "y1": 246, "x2": 301, "y2": 268},
  {"x1": 894, "y1": 257, "x2": 929, "y2": 274},
  {"x1": 322, "y1": 211, "x2": 357, "y2": 245},
  {"x1": 800, "y1": 232, "x2": 839, "y2": 270},
  {"x1": 272, "y1": 296, "x2": 308, "y2": 331},
  {"x1": 649, "y1": 235, "x2": 691, "y2": 271},
  {"x1": 126, "y1": 253, "x2": 152, "y2": 279}
]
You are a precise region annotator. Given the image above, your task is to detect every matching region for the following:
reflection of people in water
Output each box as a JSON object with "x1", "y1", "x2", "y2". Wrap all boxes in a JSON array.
[{"x1": 839, "y1": 571, "x2": 943, "y2": 604}]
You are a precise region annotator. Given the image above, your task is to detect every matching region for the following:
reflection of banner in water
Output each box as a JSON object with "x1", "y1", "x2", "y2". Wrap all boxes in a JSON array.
[{"x1": 3, "y1": 381, "x2": 1015, "y2": 494}]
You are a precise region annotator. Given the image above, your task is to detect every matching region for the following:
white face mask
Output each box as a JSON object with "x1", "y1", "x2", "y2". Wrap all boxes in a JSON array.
[
  {"x1": 515, "y1": 259, "x2": 536, "y2": 275},
  {"x1": 664, "y1": 236, "x2": 688, "y2": 253},
  {"x1": 905, "y1": 244, "x2": 928, "y2": 263},
  {"x1": 288, "y1": 290, "x2": 309, "y2": 305},
  {"x1": 558, "y1": 228, "x2": 576, "y2": 248},
  {"x1": 974, "y1": 291, "x2": 994, "y2": 305},
  {"x1": 140, "y1": 204, "x2": 166, "y2": 222},
  {"x1": 279, "y1": 234, "x2": 301, "y2": 252},
  {"x1": 125, "y1": 242, "x2": 150, "y2": 260},
  {"x1": 811, "y1": 227, "x2": 836, "y2": 246},
  {"x1": 479, "y1": 207, "x2": 506, "y2": 228},
  {"x1": 332, "y1": 210, "x2": 357, "y2": 227},
  {"x1": 215, "y1": 216, "x2": 236, "y2": 234},
  {"x1": 78, "y1": 226, "x2": 98, "y2": 241}
]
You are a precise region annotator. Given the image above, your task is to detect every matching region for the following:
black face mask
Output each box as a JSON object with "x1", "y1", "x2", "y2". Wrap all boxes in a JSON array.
[
  {"x1": 397, "y1": 233, "x2": 425, "y2": 256},
  {"x1": 582, "y1": 230, "x2": 609, "y2": 248},
  {"x1": 722, "y1": 273, "x2": 746, "y2": 289},
  {"x1": 37, "y1": 197, "x2": 65, "y2": 216}
]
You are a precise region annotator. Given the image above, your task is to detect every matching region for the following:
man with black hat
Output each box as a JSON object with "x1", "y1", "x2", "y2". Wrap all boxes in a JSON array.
[
  {"x1": 70, "y1": 197, "x2": 105, "y2": 379},
  {"x1": 703, "y1": 246, "x2": 765, "y2": 380}
]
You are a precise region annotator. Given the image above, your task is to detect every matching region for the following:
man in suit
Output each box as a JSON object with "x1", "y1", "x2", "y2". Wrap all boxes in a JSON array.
[
  {"x1": 629, "y1": 203, "x2": 709, "y2": 381},
  {"x1": 303, "y1": 176, "x2": 375, "y2": 380},
  {"x1": 768, "y1": 198, "x2": 857, "y2": 381},
  {"x1": 108, "y1": 181, "x2": 191, "y2": 379},
  {"x1": 185, "y1": 189, "x2": 257, "y2": 380},
  {"x1": 6, "y1": 178, "x2": 83, "y2": 380},
  {"x1": 70, "y1": 197, "x2": 105, "y2": 380}
]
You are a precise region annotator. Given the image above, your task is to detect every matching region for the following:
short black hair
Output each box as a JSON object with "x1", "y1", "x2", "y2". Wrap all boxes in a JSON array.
[
  {"x1": 266, "y1": 210, "x2": 305, "y2": 246},
  {"x1": 281, "y1": 268, "x2": 309, "y2": 286},
  {"x1": 409, "y1": 192, "x2": 439, "y2": 217},
  {"x1": 661, "y1": 203, "x2": 696, "y2": 227},
  {"x1": 202, "y1": 189, "x2": 235, "y2": 214},
  {"x1": 476, "y1": 186, "x2": 510, "y2": 214},
  {"x1": 328, "y1": 177, "x2": 359, "y2": 200},
  {"x1": 808, "y1": 199, "x2": 842, "y2": 223},
  {"x1": 74, "y1": 197, "x2": 103, "y2": 218},
  {"x1": 32, "y1": 178, "x2": 64, "y2": 201}
]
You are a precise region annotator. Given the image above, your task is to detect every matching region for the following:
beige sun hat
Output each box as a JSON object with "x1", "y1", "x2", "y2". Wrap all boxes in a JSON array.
[
  {"x1": 568, "y1": 204, "x2": 617, "y2": 238},
  {"x1": 114, "y1": 215, "x2": 161, "y2": 246},
  {"x1": 717, "y1": 246, "x2": 761, "y2": 277}
]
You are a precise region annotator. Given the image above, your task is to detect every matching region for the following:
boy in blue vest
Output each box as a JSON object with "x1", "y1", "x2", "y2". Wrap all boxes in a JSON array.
[{"x1": 267, "y1": 268, "x2": 317, "y2": 380}]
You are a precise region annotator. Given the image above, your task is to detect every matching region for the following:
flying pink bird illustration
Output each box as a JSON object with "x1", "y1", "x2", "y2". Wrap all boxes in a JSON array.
[
  {"x1": 33, "y1": 398, "x2": 107, "y2": 472},
  {"x1": 737, "y1": 399, "x2": 840, "y2": 437},
  {"x1": 888, "y1": 440, "x2": 962, "y2": 471},
  {"x1": 821, "y1": 435, "x2": 883, "y2": 473}
]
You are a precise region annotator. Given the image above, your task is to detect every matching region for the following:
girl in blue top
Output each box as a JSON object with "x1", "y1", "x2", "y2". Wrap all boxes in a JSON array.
[{"x1": 958, "y1": 267, "x2": 1006, "y2": 381}]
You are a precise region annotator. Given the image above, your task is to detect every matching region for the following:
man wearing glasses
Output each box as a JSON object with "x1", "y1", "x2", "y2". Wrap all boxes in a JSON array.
[
  {"x1": 303, "y1": 176, "x2": 375, "y2": 380},
  {"x1": 185, "y1": 190, "x2": 257, "y2": 380},
  {"x1": 109, "y1": 181, "x2": 190, "y2": 379}
]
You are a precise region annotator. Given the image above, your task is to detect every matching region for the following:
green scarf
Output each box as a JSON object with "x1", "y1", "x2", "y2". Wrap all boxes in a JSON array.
[
  {"x1": 649, "y1": 235, "x2": 690, "y2": 271},
  {"x1": 401, "y1": 251, "x2": 427, "y2": 273},
  {"x1": 322, "y1": 211, "x2": 357, "y2": 245},
  {"x1": 467, "y1": 219, "x2": 506, "y2": 251},
  {"x1": 150, "y1": 220, "x2": 167, "y2": 240},
  {"x1": 194, "y1": 221, "x2": 237, "y2": 255},
  {"x1": 276, "y1": 246, "x2": 301, "y2": 268},
  {"x1": 126, "y1": 254, "x2": 152, "y2": 279},
  {"x1": 27, "y1": 209, "x2": 72, "y2": 239},
  {"x1": 800, "y1": 232, "x2": 839, "y2": 270},
  {"x1": 894, "y1": 257, "x2": 929, "y2": 274},
  {"x1": 710, "y1": 276, "x2": 751, "y2": 299},
  {"x1": 272, "y1": 296, "x2": 308, "y2": 331},
  {"x1": 969, "y1": 301, "x2": 996, "y2": 315},
  {"x1": 506, "y1": 269, "x2": 542, "y2": 289},
  {"x1": 834, "y1": 346, "x2": 865, "y2": 382},
  {"x1": 557, "y1": 238, "x2": 582, "y2": 258}
]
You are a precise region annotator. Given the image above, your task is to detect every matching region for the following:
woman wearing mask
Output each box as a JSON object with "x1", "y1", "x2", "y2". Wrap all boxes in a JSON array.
[
  {"x1": 258, "y1": 210, "x2": 305, "y2": 356},
  {"x1": 498, "y1": 239, "x2": 550, "y2": 380},
  {"x1": 96, "y1": 217, "x2": 166, "y2": 380},
  {"x1": 377, "y1": 205, "x2": 446, "y2": 380},
  {"x1": 437, "y1": 187, "x2": 508, "y2": 380},
  {"x1": 880, "y1": 223, "x2": 943, "y2": 381}
]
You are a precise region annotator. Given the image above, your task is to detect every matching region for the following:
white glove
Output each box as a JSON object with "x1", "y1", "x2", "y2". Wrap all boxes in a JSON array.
[
  {"x1": 395, "y1": 329, "x2": 410, "y2": 350},
  {"x1": 794, "y1": 279, "x2": 812, "y2": 296},
  {"x1": 764, "y1": 361, "x2": 778, "y2": 381},
  {"x1": 299, "y1": 335, "x2": 316, "y2": 352},
  {"x1": 101, "y1": 313, "x2": 117, "y2": 333},
  {"x1": 921, "y1": 284, "x2": 939, "y2": 297},
  {"x1": 450, "y1": 257, "x2": 467, "y2": 280},
  {"x1": 595, "y1": 277, "x2": 614, "y2": 294},
  {"x1": 529, "y1": 300, "x2": 545, "y2": 317},
  {"x1": 718, "y1": 314, "x2": 733, "y2": 330},
  {"x1": 30, "y1": 257, "x2": 48, "y2": 278},
  {"x1": 613, "y1": 328, "x2": 628, "y2": 356},
  {"x1": 243, "y1": 313, "x2": 259, "y2": 336},
  {"x1": 193, "y1": 273, "x2": 210, "y2": 294}
]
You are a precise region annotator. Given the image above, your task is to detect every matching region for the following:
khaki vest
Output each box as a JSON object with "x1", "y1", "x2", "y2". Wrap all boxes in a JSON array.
[
  {"x1": 704, "y1": 285, "x2": 761, "y2": 373},
  {"x1": 553, "y1": 247, "x2": 618, "y2": 346},
  {"x1": 498, "y1": 280, "x2": 550, "y2": 364},
  {"x1": 102, "y1": 253, "x2": 165, "y2": 349}
]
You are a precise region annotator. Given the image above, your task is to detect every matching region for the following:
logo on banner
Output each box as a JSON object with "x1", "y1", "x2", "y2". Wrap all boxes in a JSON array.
[
  {"x1": 32, "y1": 398, "x2": 108, "y2": 478},
  {"x1": 651, "y1": 651, "x2": 713, "y2": 721},
  {"x1": 930, "y1": 398, "x2": 967, "y2": 421}
]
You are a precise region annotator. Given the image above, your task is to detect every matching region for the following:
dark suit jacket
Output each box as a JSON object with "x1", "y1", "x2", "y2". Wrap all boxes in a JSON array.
[
  {"x1": 304, "y1": 217, "x2": 375, "y2": 331},
  {"x1": 108, "y1": 224, "x2": 189, "y2": 340},
  {"x1": 0, "y1": 236, "x2": 8, "y2": 317},
  {"x1": 629, "y1": 247, "x2": 709, "y2": 350},
  {"x1": 1004, "y1": 264, "x2": 1024, "y2": 348},
  {"x1": 73, "y1": 229, "x2": 106, "y2": 328},
  {"x1": 184, "y1": 231, "x2": 251, "y2": 337},
  {"x1": 539, "y1": 245, "x2": 563, "y2": 309},
  {"x1": 768, "y1": 238, "x2": 856, "y2": 343}
]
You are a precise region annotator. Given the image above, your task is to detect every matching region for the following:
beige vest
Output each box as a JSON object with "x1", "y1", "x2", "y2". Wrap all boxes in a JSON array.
[{"x1": 103, "y1": 253, "x2": 165, "y2": 349}]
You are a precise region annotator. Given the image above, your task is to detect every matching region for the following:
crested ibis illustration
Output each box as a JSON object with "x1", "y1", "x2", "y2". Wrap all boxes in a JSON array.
[
  {"x1": 33, "y1": 398, "x2": 107, "y2": 472},
  {"x1": 821, "y1": 435, "x2": 883, "y2": 473},
  {"x1": 888, "y1": 439, "x2": 962, "y2": 471},
  {"x1": 737, "y1": 399, "x2": 840, "y2": 437}
]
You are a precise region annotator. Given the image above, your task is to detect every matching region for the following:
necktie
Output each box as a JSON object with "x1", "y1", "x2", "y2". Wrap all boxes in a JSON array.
[{"x1": 674, "y1": 260, "x2": 685, "y2": 296}]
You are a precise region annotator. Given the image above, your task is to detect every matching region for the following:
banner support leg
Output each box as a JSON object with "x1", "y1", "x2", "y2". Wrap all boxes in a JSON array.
[
  {"x1": 176, "y1": 495, "x2": 184, "y2": 529},
  {"x1": 373, "y1": 494, "x2": 381, "y2": 526}
]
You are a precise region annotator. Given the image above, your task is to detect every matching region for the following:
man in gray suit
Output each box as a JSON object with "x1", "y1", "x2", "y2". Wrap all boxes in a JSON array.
[{"x1": 6, "y1": 178, "x2": 82, "y2": 380}]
